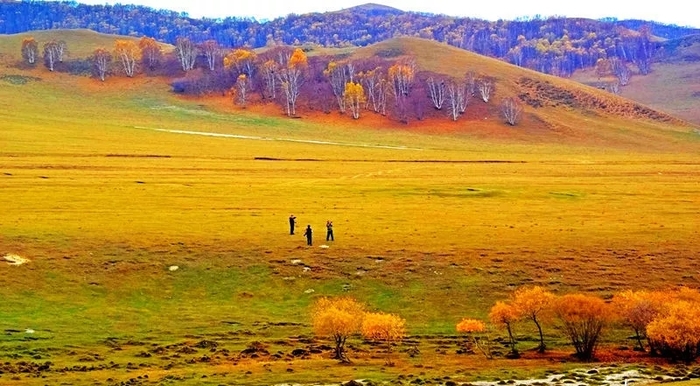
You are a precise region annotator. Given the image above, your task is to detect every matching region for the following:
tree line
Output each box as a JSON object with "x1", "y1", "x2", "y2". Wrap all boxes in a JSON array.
[
  {"x1": 19, "y1": 34, "x2": 526, "y2": 126},
  {"x1": 314, "y1": 286, "x2": 700, "y2": 364},
  {"x1": 2, "y1": 1, "x2": 698, "y2": 78}
]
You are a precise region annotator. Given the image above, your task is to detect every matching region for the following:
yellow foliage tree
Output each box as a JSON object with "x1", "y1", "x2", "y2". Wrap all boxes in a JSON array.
[
  {"x1": 236, "y1": 74, "x2": 249, "y2": 107},
  {"x1": 646, "y1": 300, "x2": 700, "y2": 362},
  {"x1": 138, "y1": 37, "x2": 162, "y2": 71},
  {"x1": 554, "y1": 293, "x2": 614, "y2": 360},
  {"x1": 361, "y1": 312, "x2": 406, "y2": 365},
  {"x1": 456, "y1": 318, "x2": 492, "y2": 359},
  {"x1": 344, "y1": 81, "x2": 366, "y2": 119},
  {"x1": 224, "y1": 48, "x2": 258, "y2": 77},
  {"x1": 277, "y1": 48, "x2": 308, "y2": 116},
  {"x1": 312, "y1": 297, "x2": 365, "y2": 363},
  {"x1": 114, "y1": 39, "x2": 139, "y2": 77},
  {"x1": 489, "y1": 301, "x2": 519, "y2": 356},
  {"x1": 511, "y1": 286, "x2": 555, "y2": 353},
  {"x1": 21, "y1": 37, "x2": 38, "y2": 65},
  {"x1": 612, "y1": 290, "x2": 665, "y2": 351}
]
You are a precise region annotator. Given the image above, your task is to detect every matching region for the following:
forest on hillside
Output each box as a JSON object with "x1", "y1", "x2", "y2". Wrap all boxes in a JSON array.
[{"x1": 2, "y1": 0, "x2": 699, "y2": 78}]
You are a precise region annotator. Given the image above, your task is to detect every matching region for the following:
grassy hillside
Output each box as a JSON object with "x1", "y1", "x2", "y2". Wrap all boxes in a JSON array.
[
  {"x1": 0, "y1": 29, "x2": 173, "y2": 65},
  {"x1": 1, "y1": 31, "x2": 700, "y2": 385},
  {"x1": 572, "y1": 36, "x2": 700, "y2": 125}
]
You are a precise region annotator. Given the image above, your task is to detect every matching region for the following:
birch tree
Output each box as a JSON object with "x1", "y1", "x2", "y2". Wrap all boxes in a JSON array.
[
  {"x1": 21, "y1": 37, "x2": 38, "y2": 65},
  {"x1": 200, "y1": 40, "x2": 222, "y2": 71},
  {"x1": 501, "y1": 97, "x2": 523, "y2": 126},
  {"x1": 426, "y1": 76, "x2": 446, "y2": 110},
  {"x1": 43, "y1": 41, "x2": 59, "y2": 71},
  {"x1": 175, "y1": 37, "x2": 197, "y2": 72},
  {"x1": 344, "y1": 81, "x2": 365, "y2": 119},
  {"x1": 277, "y1": 48, "x2": 307, "y2": 117},
  {"x1": 114, "y1": 39, "x2": 138, "y2": 77},
  {"x1": 92, "y1": 47, "x2": 111, "y2": 82}
]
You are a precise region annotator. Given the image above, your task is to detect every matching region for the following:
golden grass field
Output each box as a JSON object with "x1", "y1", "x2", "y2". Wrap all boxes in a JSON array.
[{"x1": 1, "y1": 32, "x2": 700, "y2": 385}]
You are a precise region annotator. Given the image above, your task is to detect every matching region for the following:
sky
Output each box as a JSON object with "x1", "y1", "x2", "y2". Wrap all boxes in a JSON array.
[{"x1": 72, "y1": 0, "x2": 700, "y2": 28}]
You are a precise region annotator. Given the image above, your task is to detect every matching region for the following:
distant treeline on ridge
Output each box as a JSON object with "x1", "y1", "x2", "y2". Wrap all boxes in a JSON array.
[{"x1": 2, "y1": 1, "x2": 699, "y2": 77}]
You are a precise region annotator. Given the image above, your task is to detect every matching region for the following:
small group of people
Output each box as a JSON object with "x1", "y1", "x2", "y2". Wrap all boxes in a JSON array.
[{"x1": 289, "y1": 214, "x2": 334, "y2": 246}]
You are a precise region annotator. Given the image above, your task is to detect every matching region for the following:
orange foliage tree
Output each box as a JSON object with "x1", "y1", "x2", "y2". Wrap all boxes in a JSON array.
[
  {"x1": 489, "y1": 301, "x2": 519, "y2": 356},
  {"x1": 235, "y1": 74, "x2": 249, "y2": 107},
  {"x1": 554, "y1": 293, "x2": 613, "y2": 360},
  {"x1": 277, "y1": 48, "x2": 307, "y2": 117},
  {"x1": 114, "y1": 40, "x2": 139, "y2": 77},
  {"x1": 361, "y1": 312, "x2": 406, "y2": 365},
  {"x1": 21, "y1": 37, "x2": 38, "y2": 65},
  {"x1": 344, "y1": 82, "x2": 366, "y2": 119},
  {"x1": 43, "y1": 41, "x2": 59, "y2": 71},
  {"x1": 646, "y1": 300, "x2": 700, "y2": 362},
  {"x1": 612, "y1": 290, "x2": 665, "y2": 351},
  {"x1": 138, "y1": 37, "x2": 162, "y2": 71},
  {"x1": 312, "y1": 297, "x2": 365, "y2": 363},
  {"x1": 92, "y1": 47, "x2": 111, "y2": 82},
  {"x1": 223, "y1": 48, "x2": 257, "y2": 77},
  {"x1": 456, "y1": 318, "x2": 492, "y2": 359},
  {"x1": 511, "y1": 286, "x2": 555, "y2": 353}
]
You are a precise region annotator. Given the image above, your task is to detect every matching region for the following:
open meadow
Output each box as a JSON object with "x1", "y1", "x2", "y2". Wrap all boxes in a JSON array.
[{"x1": 2, "y1": 44, "x2": 700, "y2": 385}]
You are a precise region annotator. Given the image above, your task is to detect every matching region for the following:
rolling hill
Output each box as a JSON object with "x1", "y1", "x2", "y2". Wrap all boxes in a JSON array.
[
  {"x1": 572, "y1": 35, "x2": 700, "y2": 125},
  {"x1": 0, "y1": 30, "x2": 697, "y2": 152}
]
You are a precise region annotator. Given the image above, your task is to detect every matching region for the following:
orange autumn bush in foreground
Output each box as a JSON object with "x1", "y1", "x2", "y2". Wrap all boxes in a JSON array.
[{"x1": 311, "y1": 287, "x2": 700, "y2": 365}]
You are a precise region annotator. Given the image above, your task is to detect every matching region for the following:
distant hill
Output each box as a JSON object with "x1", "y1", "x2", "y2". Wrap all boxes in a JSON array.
[
  {"x1": 572, "y1": 34, "x2": 700, "y2": 125},
  {"x1": 1, "y1": 1, "x2": 699, "y2": 79},
  {"x1": 0, "y1": 30, "x2": 695, "y2": 151}
]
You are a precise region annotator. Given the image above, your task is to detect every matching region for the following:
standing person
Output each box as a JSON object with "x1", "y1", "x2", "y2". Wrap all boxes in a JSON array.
[
  {"x1": 303, "y1": 225, "x2": 313, "y2": 246},
  {"x1": 326, "y1": 220, "x2": 334, "y2": 241},
  {"x1": 289, "y1": 214, "x2": 297, "y2": 235}
]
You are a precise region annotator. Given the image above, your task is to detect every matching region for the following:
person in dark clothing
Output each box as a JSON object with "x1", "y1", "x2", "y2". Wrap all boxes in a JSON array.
[
  {"x1": 326, "y1": 220, "x2": 334, "y2": 241},
  {"x1": 303, "y1": 225, "x2": 313, "y2": 246},
  {"x1": 289, "y1": 214, "x2": 297, "y2": 235}
]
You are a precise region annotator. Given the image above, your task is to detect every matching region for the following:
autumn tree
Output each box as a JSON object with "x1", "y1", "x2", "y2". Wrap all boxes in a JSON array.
[
  {"x1": 477, "y1": 77, "x2": 494, "y2": 103},
  {"x1": 344, "y1": 81, "x2": 365, "y2": 119},
  {"x1": 360, "y1": 68, "x2": 388, "y2": 115},
  {"x1": 324, "y1": 60, "x2": 350, "y2": 113},
  {"x1": 92, "y1": 47, "x2": 111, "y2": 82},
  {"x1": 646, "y1": 300, "x2": 700, "y2": 362},
  {"x1": 501, "y1": 97, "x2": 523, "y2": 126},
  {"x1": 388, "y1": 60, "x2": 415, "y2": 99},
  {"x1": 43, "y1": 41, "x2": 59, "y2": 71},
  {"x1": 200, "y1": 40, "x2": 222, "y2": 71},
  {"x1": 224, "y1": 48, "x2": 257, "y2": 77},
  {"x1": 312, "y1": 297, "x2": 365, "y2": 363},
  {"x1": 54, "y1": 40, "x2": 67, "y2": 63},
  {"x1": 114, "y1": 39, "x2": 139, "y2": 77},
  {"x1": 511, "y1": 286, "x2": 555, "y2": 353},
  {"x1": 21, "y1": 37, "x2": 38, "y2": 65},
  {"x1": 361, "y1": 312, "x2": 406, "y2": 365},
  {"x1": 489, "y1": 301, "x2": 519, "y2": 356},
  {"x1": 554, "y1": 293, "x2": 613, "y2": 360},
  {"x1": 235, "y1": 74, "x2": 249, "y2": 107},
  {"x1": 446, "y1": 78, "x2": 469, "y2": 121},
  {"x1": 612, "y1": 290, "x2": 664, "y2": 351},
  {"x1": 426, "y1": 76, "x2": 446, "y2": 110},
  {"x1": 175, "y1": 37, "x2": 197, "y2": 72},
  {"x1": 139, "y1": 37, "x2": 162, "y2": 71},
  {"x1": 260, "y1": 59, "x2": 278, "y2": 99},
  {"x1": 277, "y1": 48, "x2": 307, "y2": 117},
  {"x1": 456, "y1": 318, "x2": 492, "y2": 359}
]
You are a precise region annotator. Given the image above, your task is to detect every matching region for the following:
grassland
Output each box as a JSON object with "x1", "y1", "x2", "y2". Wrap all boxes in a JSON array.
[{"x1": 2, "y1": 35, "x2": 700, "y2": 385}]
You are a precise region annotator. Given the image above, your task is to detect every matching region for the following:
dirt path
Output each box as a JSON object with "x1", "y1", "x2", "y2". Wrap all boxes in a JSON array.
[{"x1": 135, "y1": 126, "x2": 424, "y2": 151}]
